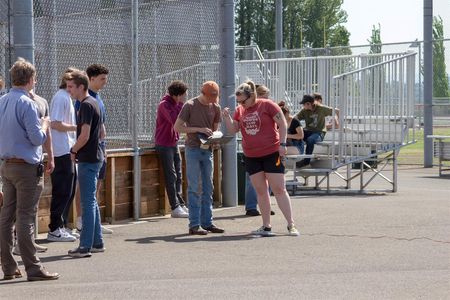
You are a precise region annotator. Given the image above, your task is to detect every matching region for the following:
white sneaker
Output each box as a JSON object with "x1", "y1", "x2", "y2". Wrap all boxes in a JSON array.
[
  {"x1": 76, "y1": 216, "x2": 82, "y2": 231},
  {"x1": 101, "y1": 225, "x2": 113, "y2": 234},
  {"x1": 287, "y1": 224, "x2": 300, "y2": 236},
  {"x1": 251, "y1": 226, "x2": 275, "y2": 237},
  {"x1": 47, "y1": 228, "x2": 77, "y2": 242},
  {"x1": 64, "y1": 227, "x2": 80, "y2": 239},
  {"x1": 171, "y1": 206, "x2": 189, "y2": 218},
  {"x1": 181, "y1": 205, "x2": 189, "y2": 213}
]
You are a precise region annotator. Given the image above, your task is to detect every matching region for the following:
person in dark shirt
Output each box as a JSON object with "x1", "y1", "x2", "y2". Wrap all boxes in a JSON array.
[{"x1": 65, "y1": 70, "x2": 105, "y2": 258}]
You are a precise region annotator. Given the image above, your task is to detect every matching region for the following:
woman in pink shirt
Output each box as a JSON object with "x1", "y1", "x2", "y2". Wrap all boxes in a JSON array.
[{"x1": 222, "y1": 80, "x2": 299, "y2": 237}]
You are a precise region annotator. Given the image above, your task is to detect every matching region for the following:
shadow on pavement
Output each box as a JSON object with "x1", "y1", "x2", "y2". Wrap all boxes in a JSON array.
[{"x1": 125, "y1": 232, "x2": 263, "y2": 244}]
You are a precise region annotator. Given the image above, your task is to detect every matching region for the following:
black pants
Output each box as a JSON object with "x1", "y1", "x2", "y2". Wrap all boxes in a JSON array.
[
  {"x1": 155, "y1": 145, "x2": 185, "y2": 210},
  {"x1": 49, "y1": 154, "x2": 77, "y2": 232}
]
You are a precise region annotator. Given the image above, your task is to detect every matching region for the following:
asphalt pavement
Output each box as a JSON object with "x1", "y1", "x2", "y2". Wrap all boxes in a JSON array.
[{"x1": 1, "y1": 166, "x2": 449, "y2": 299}]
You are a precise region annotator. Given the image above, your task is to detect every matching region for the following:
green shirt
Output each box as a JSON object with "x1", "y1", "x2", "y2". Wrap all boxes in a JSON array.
[{"x1": 296, "y1": 105, "x2": 333, "y2": 133}]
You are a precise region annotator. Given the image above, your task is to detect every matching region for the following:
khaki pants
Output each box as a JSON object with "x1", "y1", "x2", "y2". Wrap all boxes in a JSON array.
[{"x1": 0, "y1": 162, "x2": 43, "y2": 276}]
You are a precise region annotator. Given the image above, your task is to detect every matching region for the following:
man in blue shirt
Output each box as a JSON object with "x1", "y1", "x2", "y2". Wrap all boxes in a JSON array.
[{"x1": 0, "y1": 58, "x2": 59, "y2": 281}]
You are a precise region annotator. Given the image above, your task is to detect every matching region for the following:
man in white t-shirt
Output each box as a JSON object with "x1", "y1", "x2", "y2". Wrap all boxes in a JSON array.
[{"x1": 47, "y1": 68, "x2": 79, "y2": 242}]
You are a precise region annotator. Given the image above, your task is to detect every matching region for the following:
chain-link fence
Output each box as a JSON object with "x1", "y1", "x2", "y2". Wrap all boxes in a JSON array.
[
  {"x1": 0, "y1": 0, "x2": 12, "y2": 94},
  {"x1": 0, "y1": 0, "x2": 220, "y2": 149}
]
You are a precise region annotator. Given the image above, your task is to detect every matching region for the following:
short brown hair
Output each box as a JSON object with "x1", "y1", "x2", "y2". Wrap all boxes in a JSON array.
[
  {"x1": 313, "y1": 93, "x2": 322, "y2": 101},
  {"x1": 59, "y1": 67, "x2": 79, "y2": 89},
  {"x1": 10, "y1": 58, "x2": 35, "y2": 86},
  {"x1": 64, "y1": 70, "x2": 89, "y2": 91}
]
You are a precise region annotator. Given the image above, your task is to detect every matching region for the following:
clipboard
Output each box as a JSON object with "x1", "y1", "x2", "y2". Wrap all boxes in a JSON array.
[{"x1": 198, "y1": 131, "x2": 234, "y2": 145}]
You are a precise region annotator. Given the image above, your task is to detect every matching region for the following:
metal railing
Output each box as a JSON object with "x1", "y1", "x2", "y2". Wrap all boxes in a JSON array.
[{"x1": 326, "y1": 52, "x2": 417, "y2": 168}]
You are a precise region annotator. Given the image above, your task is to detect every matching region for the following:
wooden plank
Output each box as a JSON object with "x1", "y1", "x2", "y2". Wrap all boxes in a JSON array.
[
  {"x1": 115, "y1": 187, "x2": 133, "y2": 205},
  {"x1": 140, "y1": 200, "x2": 160, "y2": 217},
  {"x1": 114, "y1": 203, "x2": 133, "y2": 220},
  {"x1": 141, "y1": 169, "x2": 160, "y2": 185},
  {"x1": 105, "y1": 157, "x2": 116, "y2": 223},
  {"x1": 114, "y1": 171, "x2": 133, "y2": 189}
]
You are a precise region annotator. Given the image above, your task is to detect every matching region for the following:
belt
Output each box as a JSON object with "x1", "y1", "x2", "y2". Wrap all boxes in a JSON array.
[{"x1": 4, "y1": 158, "x2": 27, "y2": 163}]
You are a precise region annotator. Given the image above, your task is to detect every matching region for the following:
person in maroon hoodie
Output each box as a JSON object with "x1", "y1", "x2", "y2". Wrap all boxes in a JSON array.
[{"x1": 155, "y1": 81, "x2": 189, "y2": 218}]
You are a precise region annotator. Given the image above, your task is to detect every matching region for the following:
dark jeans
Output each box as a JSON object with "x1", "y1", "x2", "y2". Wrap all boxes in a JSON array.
[
  {"x1": 303, "y1": 130, "x2": 325, "y2": 164},
  {"x1": 49, "y1": 154, "x2": 76, "y2": 232},
  {"x1": 155, "y1": 145, "x2": 185, "y2": 210}
]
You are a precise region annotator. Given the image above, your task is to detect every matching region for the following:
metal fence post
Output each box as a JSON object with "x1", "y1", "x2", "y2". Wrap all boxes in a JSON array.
[
  {"x1": 220, "y1": 0, "x2": 237, "y2": 207},
  {"x1": 423, "y1": 0, "x2": 433, "y2": 167},
  {"x1": 132, "y1": 0, "x2": 141, "y2": 220},
  {"x1": 12, "y1": 0, "x2": 34, "y2": 63}
]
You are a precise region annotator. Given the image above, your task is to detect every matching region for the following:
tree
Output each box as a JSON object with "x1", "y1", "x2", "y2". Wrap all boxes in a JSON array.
[
  {"x1": 367, "y1": 24, "x2": 382, "y2": 54},
  {"x1": 235, "y1": 0, "x2": 350, "y2": 52},
  {"x1": 433, "y1": 16, "x2": 449, "y2": 98}
]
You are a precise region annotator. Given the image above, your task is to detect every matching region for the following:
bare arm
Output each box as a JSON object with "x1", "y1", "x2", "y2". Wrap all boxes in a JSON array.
[
  {"x1": 51, "y1": 121, "x2": 77, "y2": 132},
  {"x1": 221, "y1": 107, "x2": 240, "y2": 134},
  {"x1": 70, "y1": 124, "x2": 91, "y2": 161},
  {"x1": 273, "y1": 111, "x2": 287, "y2": 143},
  {"x1": 173, "y1": 118, "x2": 213, "y2": 136},
  {"x1": 287, "y1": 126, "x2": 304, "y2": 140},
  {"x1": 43, "y1": 118, "x2": 54, "y2": 174},
  {"x1": 100, "y1": 123, "x2": 106, "y2": 140}
]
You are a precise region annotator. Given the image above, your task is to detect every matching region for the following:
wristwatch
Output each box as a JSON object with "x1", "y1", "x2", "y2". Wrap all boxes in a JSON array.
[{"x1": 280, "y1": 142, "x2": 287, "y2": 147}]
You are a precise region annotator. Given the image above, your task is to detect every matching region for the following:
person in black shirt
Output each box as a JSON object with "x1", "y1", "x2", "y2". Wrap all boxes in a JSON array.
[
  {"x1": 278, "y1": 101, "x2": 304, "y2": 155},
  {"x1": 65, "y1": 71, "x2": 105, "y2": 258}
]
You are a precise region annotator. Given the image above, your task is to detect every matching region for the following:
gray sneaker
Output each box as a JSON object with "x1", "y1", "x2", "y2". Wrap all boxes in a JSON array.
[
  {"x1": 68, "y1": 247, "x2": 92, "y2": 258},
  {"x1": 251, "y1": 226, "x2": 275, "y2": 237}
]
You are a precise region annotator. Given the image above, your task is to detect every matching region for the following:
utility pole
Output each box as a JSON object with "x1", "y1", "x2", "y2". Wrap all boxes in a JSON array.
[
  {"x1": 423, "y1": 0, "x2": 433, "y2": 167},
  {"x1": 275, "y1": 0, "x2": 283, "y2": 56}
]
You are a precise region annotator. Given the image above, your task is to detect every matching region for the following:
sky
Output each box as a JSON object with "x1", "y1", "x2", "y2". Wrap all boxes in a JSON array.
[
  {"x1": 341, "y1": 0, "x2": 450, "y2": 73},
  {"x1": 341, "y1": 0, "x2": 450, "y2": 45}
]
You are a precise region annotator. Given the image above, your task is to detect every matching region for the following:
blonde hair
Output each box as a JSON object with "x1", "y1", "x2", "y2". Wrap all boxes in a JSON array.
[
  {"x1": 10, "y1": 58, "x2": 35, "y2": 86},
  {"x1": 59, "y1": 67, "x2": 79, "y2": 89},
  {"x1": 235, "y1": 80, "x2": 256, "y2": 101},
  {"x1": 256, "y1": 84, "x2": 270, "y2": 98}
]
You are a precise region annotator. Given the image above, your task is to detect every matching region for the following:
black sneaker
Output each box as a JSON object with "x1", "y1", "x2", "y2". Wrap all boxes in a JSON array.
[
  {"x1": 68, "y1": 247, "x2": 92, "y2": 258},
  {"x1": 245, "y1": 209, "x2": 260, "y2": 216}
]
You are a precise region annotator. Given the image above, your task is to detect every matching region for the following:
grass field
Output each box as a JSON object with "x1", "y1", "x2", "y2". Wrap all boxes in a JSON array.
[{"x1": 398, "y1": 127, "x2": 450, "y2": 165}]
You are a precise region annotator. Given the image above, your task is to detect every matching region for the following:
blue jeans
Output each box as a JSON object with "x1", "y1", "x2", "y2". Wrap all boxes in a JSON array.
[
  {"x1": 78, "y1": 161, "x2": 103, "y2": 250},
  {"x1": 292, "y1": 139, "x2": 305, "y2": 154},
  {"x1": 303, "y1": 131, "x2": 325, "y2": 164},
  {"x1": 245, "y1": 172, "x2": 257, "y2": 211},
  {"x1": 185, "y1": 147, "x2": 213, "y2": 229}
]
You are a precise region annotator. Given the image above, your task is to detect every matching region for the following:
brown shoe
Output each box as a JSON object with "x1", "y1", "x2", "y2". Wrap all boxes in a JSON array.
[
  {"x1": 4, "y1": 269, "x2": 22, "y2": 280},
  {"x1": 189, "y1": 226, "x2": 208, "y2": 235},
  {"x1": 27, "y1": 269, "x2": 59, "y2": 281},
  {"x1": 203, "y1": 224, "x2": 225, "y2": 233}
]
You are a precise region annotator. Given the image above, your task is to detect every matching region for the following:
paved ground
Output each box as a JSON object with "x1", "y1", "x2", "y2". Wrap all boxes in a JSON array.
[{"x1": 0, "y1": 167, "x2": 449, "y2": 299}]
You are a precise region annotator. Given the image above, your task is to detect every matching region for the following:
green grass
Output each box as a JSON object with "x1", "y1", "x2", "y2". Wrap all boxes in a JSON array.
[{"x1": 398, "y1": 127, "x2": 450, "y2": 165}]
